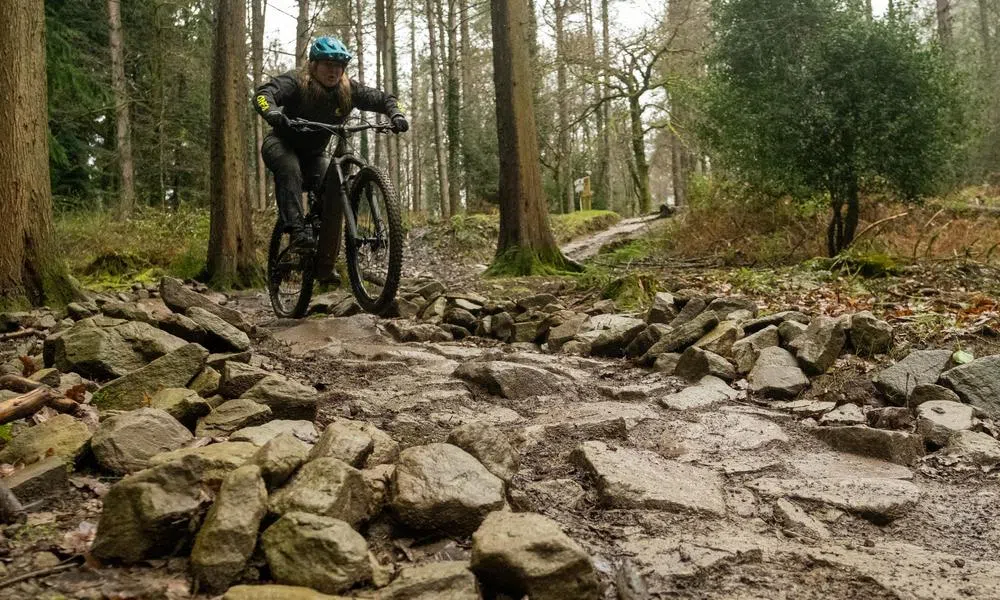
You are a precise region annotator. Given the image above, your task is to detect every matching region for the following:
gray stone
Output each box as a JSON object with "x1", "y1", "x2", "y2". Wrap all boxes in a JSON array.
[
  {"x1": 819, "y1": 403, "x2": 866, "y2": 426},
  {"x1": 674, "y1": 346, "x2": 736, "y2": 382},
  {"x1": 191, "y1": 465, "x2": 268, "y2": 592},
  {"x1": 774, "y1": 498, "x2": 830, "y2": 539},
  {"x1": 789, "y1": 316, "x2": 846, "y2": 375},
  {"x1": 640, "y1": 310, "x2": 720, "y2": 366},
  {"x1": 625, "y1": 324, "x2": 670, "y2": 358},
  {"x1": 160, "y1": 277, "x2": 250, "y2": 332},
  {"x1": 646, "y1": 292, "x2": 678, "y2": 324},
  {"x1": 324, "y1": 419, "x2": 399, "y2": 467},
  {"x1": 261, "y1": 512, "x2": 371, "y2": 594},
  {"x1": 547, "y1": 314, "x2": 589, "y2": 351},
  {"x1": 732, "y1": 325, "x2": 780, "y2": 374},
  {"x1": 849, "y1": 311, "x2": 893, "y2": 356},
  {"x1": 750, "y1": 477, "x2": 921, "y2": 523},
  {"x1": 444, "y1": 307, "x2": 478, "y2": 331},
  {"x1": 186, "y1": 306, "x2": 250, "y2": 352},
  {"x1": 659, "y1": 381, "x2": 732, "y2": 411},
  {"x1": 706, "y1": 296, "x2": 757, "y2": 321},
  {"x1": 813, "y1": 426, "x2": 924, "y2": 465},
  {"x1": 652, "y1": 352, "x2": 682, "y2": 375},
  {"x1": 916, "y1": 401, "x2": 975, "y2": 446},
  {"x1": 471, "y1": 511, "x2": 600, "y2": 600},
  {"x1": 269, "y1": 458, "x2": 373, "y2": 526},
  {"x1": 28, "y1": 367, "x2": 61, "y2": 387},
  {"x1": 380, "y1": 561, "x2": 479, "y2": 600},
  {"x1": 92, "y1": 408, "x2": 193, "y2": 474},
  {"x1": 1, "y1": 457, "x2": 69, "y2": 503},
  {"x1": 517, "y1": 293, "x2": 558, "y2": 311},
  {"x1": 778, "y1": 320, "x2": 808, "y2": 345},
  {"x1": 866, "y1": 406, "x2": 916, "y2": 430},
  {"x1": 91, "y1": 343, "x2": 208, "y2": 411},
  {"x1": 156, "y1": 313, "x2": 207, "y2": 344},
  {"x1": 414, "y1": 280, "x2": 446, "y2": 299},
  {"x1": 748, "y1": 347, "x2": 809, "y2": 399},
  {"x1": 241, "y1": 375, "x2": 318, "y2": 421},
  {"x1": 447, "y1": 422, "x2": 519, "y2": 482},
  {"x1": 517, "y1": 479, "x2": 586, "y2": 511},
  {"x1": 0, "y1": 414, "x2": 92, "y2": 466},
  {"x1": 208, "y1": 351, "x2": 251, "y2": 370},
  {"x1": 222, "y1": 586, "x2": 349, "y2": 600},
  {"x1": 941, "y1": 430, "x2": 1000, "y2": 469},
  {"x1": 939, "y1": 355, "x2": 1000, "y2": 418},
  {"x1": 873, "y1": 349, "x2": 953, "y2": 406},
  {"x1": 572, "y1": 441, "x2": 726, "y2": 515},
  {"x1": 232, "y1": 420, "x2": 318, "y2": 446},
  {"x1": 780, "y1": 399, "x2": 837, "y2": 418},
  {"x1": 743, "y1": 310, "x2": 810, "y2": 334},
  {"x1": 189, "y1": 367, "x2": 221, "y2": 398},
  {"x1": 148, "y1": 441, "x2": 258, "y2": 488},
  {"x1": 454, "y1": 360, "x2": 563, "y2": 400},
  {"x1": 47, "y1": 320, "x2": 187, "y2": 380},
  {"x1": 196, "y1": 399, "x2": 272, "y2": 438},
  {"x1": 512, "y1": 320, "x2": 540, "y2": 343},
  {"x1": 908, "y1": 383, "x2": 961, "y2": 409},
  {"x1": 386, "y1": 321, "x2": 454, "y2": 342},
  {"x1": 219, "y1": 361, "x2": 270, "y2": 398},
  {"x1": 391, "y1": 443, "x2": 505, "y2": 534},
  {"x1": 693, "y1": 320, "x2": 744, "y2": 358},
  {"x1": 668, "y1": 297, "x2": 707, "y2": 329},
  {"x1": 150, "y1": 387, "x2": 212, "y2": 426},
  {"x1": 589, "y1": 317, "x2": 647, "y2": 357},
  {"x1": 308, "y1": 422, "x2": 374, "y2": 467},
  {"x1": 490, "y1": 312, "x2": 516, "y2": 342},
  {"x1": 252, "y1": 433, "x2": 311, "y2": 489}
]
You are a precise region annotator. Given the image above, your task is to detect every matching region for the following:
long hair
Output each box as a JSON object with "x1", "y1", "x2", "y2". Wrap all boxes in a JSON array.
[{"x1": 298, "y1": 63, "x2": 352, "y2": 116}]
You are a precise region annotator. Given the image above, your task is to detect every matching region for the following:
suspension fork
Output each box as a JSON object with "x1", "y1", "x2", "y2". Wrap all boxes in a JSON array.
[{"x1": 329, "y1": 158, "x2": 358, "y2": 240}]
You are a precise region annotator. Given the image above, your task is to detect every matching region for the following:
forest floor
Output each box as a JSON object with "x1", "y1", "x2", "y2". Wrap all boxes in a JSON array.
[{"x1": 2, "y1": 203, "x2": 999, "y2": 599}]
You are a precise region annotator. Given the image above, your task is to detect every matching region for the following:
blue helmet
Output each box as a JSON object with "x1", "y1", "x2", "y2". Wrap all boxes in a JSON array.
[{"x1": 309, "y1": 36, "x2": 353, "y2": 63}]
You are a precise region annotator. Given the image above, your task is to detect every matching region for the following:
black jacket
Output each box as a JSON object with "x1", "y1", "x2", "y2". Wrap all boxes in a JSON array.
[{"x1": 253, "y1": 71, "x2": 399, "y2": 153}]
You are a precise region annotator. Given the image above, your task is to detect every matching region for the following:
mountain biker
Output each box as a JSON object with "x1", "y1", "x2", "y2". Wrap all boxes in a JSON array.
[{"x1": 253, "y1": 36, "x2": 408, "y2": 281}]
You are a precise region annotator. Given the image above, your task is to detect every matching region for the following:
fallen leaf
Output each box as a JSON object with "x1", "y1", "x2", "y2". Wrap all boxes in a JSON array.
[
  {"x1": 59, "y1": 521, "x2": 97, "y2": 555},
  {"x1": 70, "y1": 475, "x2": 110, "y2": 498},
  {"x1": 65, "y1": 384, "x2": 87, "y2": 403},
  {"x1": 19, "y1": 355, "x2": 37, "y2": 377}
]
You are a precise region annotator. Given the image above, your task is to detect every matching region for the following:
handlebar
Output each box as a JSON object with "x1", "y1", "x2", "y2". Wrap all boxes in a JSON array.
[{"x1": 288, "y1": 118, "x2": 397, "y2": 136}]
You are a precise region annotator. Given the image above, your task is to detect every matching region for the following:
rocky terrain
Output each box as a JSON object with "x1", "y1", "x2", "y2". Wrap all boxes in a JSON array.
[{"x1": 0, "y1": 268, "x2": 998, "y2": 600}]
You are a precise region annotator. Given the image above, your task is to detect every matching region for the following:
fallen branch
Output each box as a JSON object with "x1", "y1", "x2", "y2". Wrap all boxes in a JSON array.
[
  {"x1": 852, "y1": 211, "x2": 910, "y2": 244},
  {"x1": 0, "y1": 374, "x2": 42, "y2": 394},
  {"x1": 0, "y1": 329, "x2": 42, "y2": 342},
  {"x1": 0, "y1": 562, "x2": 79, "y2": 589},
  {"x1": 0, "y1": 386, "x2": 82, "y2": 424}
]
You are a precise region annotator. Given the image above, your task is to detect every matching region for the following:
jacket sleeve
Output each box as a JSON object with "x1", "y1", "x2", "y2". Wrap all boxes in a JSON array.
[
  {"x1": 253, "y1": 71, "x2": 300, "y2": 118},
  {"x1": 350, "y1": 79, "x2": 401, "y2": 117}
]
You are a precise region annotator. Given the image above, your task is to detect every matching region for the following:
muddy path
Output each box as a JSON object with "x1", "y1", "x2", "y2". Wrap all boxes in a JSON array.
[{"x1": 561, "y1": 214, "x2": 669, "y2": 262}]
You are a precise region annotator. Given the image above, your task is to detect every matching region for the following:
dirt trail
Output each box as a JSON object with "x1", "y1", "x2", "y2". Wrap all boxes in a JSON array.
[{"x1": 561, "y1": 213, "x2": 668, "y2": 262}]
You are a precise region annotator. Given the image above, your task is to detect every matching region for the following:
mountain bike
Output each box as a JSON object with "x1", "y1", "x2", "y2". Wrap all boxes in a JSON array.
[{"x1": 267, "y1": 119, "x2": 403, "y2": 318}]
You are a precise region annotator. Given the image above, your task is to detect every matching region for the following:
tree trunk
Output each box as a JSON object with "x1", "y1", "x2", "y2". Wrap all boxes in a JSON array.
[
  {"x1": 207, "y1": 0, "x2": 259, "y2": 288},
  {"x1": 0, "y1": 0, "x2": 77, "y2": 310},
  {"x1": 355, "y1": 0, "x2": 369, "y2": 160},
  {"x1": 936, "y1": 0, "x2": 952, "y2": 49},
  {"x1": 554, "y1": 0, "x2": 573, "y2": 214},
  {"x1": 628, "y1": 93, "x2": 651, "y2": 214},
  {"x1": 446, "y1": 0, "x2": 462, "y2": 215},
  {"x1": 388, "y1": 0, "x2": 401, "y2": 190},
  {"x1": 488, "y1": 0, "x2": 576, "y2": 274},
  {"x1": 252, "y1": 0, "x2": 267, "y2": 210},
  {"x1": 597, "y1": 0, "x2": 611, "y2": 210},
  {"x1": 375, "y1": 0, "x2": 385, "y2": 169},
  {"x1": 409, "y1": 0, "x2": 422, "y2": 213},
  {"x1": 426, "y1": 0, "x2": 450, "y2": 217},
  {"x1": 297, "y1": 0, "x2": 310, "y2": 69},
  {"x1": 107, "y1": 0, "x2": 136, "y2": 216}
]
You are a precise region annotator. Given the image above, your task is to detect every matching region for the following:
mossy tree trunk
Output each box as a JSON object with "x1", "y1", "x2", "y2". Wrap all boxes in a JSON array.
[
  {"x1": 488, "y1": 0, "x2": 579, "y2": 275},
  {"x1": 252, "y1": 0, "x2": 267, "y2": 210},
  {"x1": 446, "y1": 0, "x2": 462, "y2": 215},
  {"x1": 107, "y1": 0, "x2": 136, "y2": 216},
  {"x1": 0, "y1": 0, "x2": 77, "y2": 310},
  {"x1": 207, "y1": 0, "x2": 260, "y2": 288},
  {"x1": 426, "y1": 0, "x2": 450, "y2": 217}
]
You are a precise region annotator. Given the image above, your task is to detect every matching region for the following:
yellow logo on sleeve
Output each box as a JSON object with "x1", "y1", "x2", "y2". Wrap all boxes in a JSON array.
[{"x1": 256, "y1": 95, "x2": 270, "y2": 111}]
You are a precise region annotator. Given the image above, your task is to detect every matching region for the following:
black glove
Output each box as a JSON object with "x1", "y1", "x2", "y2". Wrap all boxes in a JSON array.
[
  {"x1": 391, "y1": 113, "x2": 409, "y2": 133},
  {"x1": 265, "y1": 110, "x2": 291, "y2": 132}
]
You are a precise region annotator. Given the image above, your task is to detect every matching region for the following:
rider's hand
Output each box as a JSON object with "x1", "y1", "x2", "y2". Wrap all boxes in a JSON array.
[
  {"x1": 391, "y1": 113, "x2": 409, "y2": 133},
  {"x1": 265, "y1": 110, "x2": 292, "y2": 132}
]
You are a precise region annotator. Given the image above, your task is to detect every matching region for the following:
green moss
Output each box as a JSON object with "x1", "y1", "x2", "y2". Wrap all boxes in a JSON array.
[
  {"x1": 0, "y1": 423, "x2": 13, "y2": 442},
  {"x1": 600, "y1": 272, "x2": 660, "y2": 309},
  {"x1": 551, "y1": 210, "x2": 622, "y2": 243},
  {"x1": 485, "y1": 246, "x2": 583, "y2": 277}
]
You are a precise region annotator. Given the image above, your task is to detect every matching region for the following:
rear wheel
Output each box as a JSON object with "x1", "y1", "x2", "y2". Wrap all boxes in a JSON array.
[
  {"x1": 267, "y1": 222, "x2": 316, "y2": 318},
  {"x1": 345, "y1": 166, "x2": 403, "y2": 315}
]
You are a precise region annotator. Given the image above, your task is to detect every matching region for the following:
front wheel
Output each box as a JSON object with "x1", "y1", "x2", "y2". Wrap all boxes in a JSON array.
[
  {"x1": 345, "y1": 166, "x2": 403, "y2": 315},
  {"x1": 267, "y1": 222, "x2": 316, "y2": 318}
]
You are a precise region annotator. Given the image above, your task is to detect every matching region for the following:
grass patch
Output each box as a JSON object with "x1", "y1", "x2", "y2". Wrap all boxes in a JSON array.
[{"x1": 551, "y1": 210, "x2": 622, "y2": 244}]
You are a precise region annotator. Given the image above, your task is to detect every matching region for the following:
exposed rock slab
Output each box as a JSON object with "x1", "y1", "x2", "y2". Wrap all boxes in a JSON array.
[
  {"x1": 240, "y1": 375, "x2": 318, "y2": 421},
  {"x1": 453, "y1": 361, "x2": 564, "y2": 400},
  {"x1": 186, "y1": 306, "x2": 250, "y2": 352},
  {"x1": 379, "y1": 561, "x2": 479, "y2": 600},
  {"x1": 873, "y1": 349, "x2": 953, "y2": 405},
  {"x1": 91, "y1": 343, "x2": 208, "y2": 411},
  {"x1": 160, "y1": 276, "x2": 250, "y2": 332},
  {"x1": 750, "y1": 477, "x2": 921, "y2": 523},
  {"x1": 231, "y1": 420, "x2": 319, "y2": 446},
  {"x1": 813, "y1": 425, "x2": 924, "y2": 465},
  {"x1": 916, "y1": 401, "x2": 975, "y2": 446}
]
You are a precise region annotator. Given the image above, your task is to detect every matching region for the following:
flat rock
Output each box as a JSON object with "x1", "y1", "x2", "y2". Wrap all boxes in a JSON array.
[
  {"x1": 521, "y1": 402, "x2": 660, "y2": 446},
  {"x1": 939, "y1": 355, "x2": 1000, "y2": 418},
  {"x1": 231, "y1": 420, "x2": 318, "y2": 446},
  {"x1": 261, "y1": 512, "x2": 371, "y2": 594},
  {"x1": 547, "y1": 314, "x2": 590, "y2": 351},
  {"x1": 1, "y1": 457, "x2": 69, "y2": 503},
  {"x1": 659, "y1": 383, "x2": 731, "y2": 411},
  {"x1": 453, "y1": 361, "x2": 564, "y2": 400},
  {"x1": 813, "y1": 426, "x2": 923, "y2": 465},
  {"x1": 447, "y1": 422, "x2": 519, "y2": 482},
  {"x1": 789, "y1": 316, "x2": 845, "y2": 375},
  {"x1": 148, "y1": 441, "x2": 258, "y2": 488},
  {"x1": 705, "y1": 296, "x2": 757, "y2": 321},
  {"x1": 391, "y1": 443, "x2": 505, "y2": 535},
  {"x1": 185, "y1": 307, "x2": 250, "y2": 352},
  {"x1": 774, "y1": 498, "x2": 830, "y2": 539},
  {"x1": 91, "y1": 343, "x2": 208, "y2": 411},
  {"x1": 240, "y1": 375, "x2": 318, "y2": 421},
  {"x1": 640, "y1": 310, "x2": 719, "y2": 366},
  {"x1": 251, "y1": 433, "x2": 311, "y2": 489},
  {"x1": 223, "y1": 585, "x2": 350, "y2": 600},
  {"x1": 589, "y1": 317, "x2": 647, "y2": 357},
  {"x1": 674, "y1": 346, "x2": 736, "y2": 382},
  {"x1": 572, "y1": 441, "x2": 726, "y2": 515},
  {"x1": 196, "y1": 399, "x2": 272, "y2": 438},
  {"x1": 219, "y1": 361, "x2": 270, "y2": 398},
  {"x1": 849, "y1": 311, "x2": 893, "y2": 356},
  {"x1": 269, "y1": 457, "x2": 373, "y2": 526},
  {"x1": 750, "y1": 477, "x2": 921, "y2": 523},
  {"x1": 160, "y1": 277, "x2": 250, "y2": 332},
  {"x1": 155, "y1": 312, "x2": 206, "y2": 344},
  {"x1": 908, "y1": 383, "x2": 961, "y2": 409},
  {"x1": 748, "y1": 346, "x2": 809, "y2": 399},
  {"x1": 742, "y1": 310, "x2": 809, "y2": 334},
  {"x1": 693, "y1": 320, "x2": 744, "y2": 358},
  {"x1": 941, "y1": 430, "x2": 1000, "y2": 469},
  {"x1": 150, "y1": 387, "x2": 211, "y2": 426},
  {"x1": 92, "y1": 408, "x2": 193, "y2": 474},
  {"x1": 47, "y1": 320, "x2": 187, "y2": 380},
  {"x1": 867, "y1": 406, "x2": 915, "y2": 430},
  {"x1": 0, "y1": 414, "x2": 92, "y2": 466},
  {"x1": 916, "y1": 401, "x2": 975, "y2": 446},
  {"x1": 471, "y1": 511, "x2": 600, "y2": 600},
  {"x1": 307, "y1": 422, "x2": 374, "y2": 467},
  {"x1": 819, "y1": 403, "x2": 866, "y2": 426},
  {"x1": 379, "y1": 561, "x2": 479, "y2": 600},
  {"x1": 873, "y1": 349, "x2": 953, "y2": 406},
  {"x1": 732, "y1": 325, "x2": 779, "y2": 374},
  {"x1": 191, "y1": 465, "x2": 268, "y2": 592}
]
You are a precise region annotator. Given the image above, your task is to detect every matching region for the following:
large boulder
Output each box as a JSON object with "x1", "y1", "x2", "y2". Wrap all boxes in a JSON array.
[
  {"x1": 160, "y1": 277, "x2": 250, "y2": 332},
  {"x1": 673, "y1": 346, "x2": 736, "y2": 382},
  {"x1": 916, "y1": 401, "x2": 976, "y2": 446},
  {"x1": 547, "y1": 314, "x2": 590, "y2": 352},
  {"x1": 231, "y1": 420, "x2": 318, "y2": 447},
  {"x1": 155, "y1": 313, "x2": 207, "y2": 345},
  {"x1": 639, "y1": 310, "x2": 719, "y2": 366},
  {"x1": 148, "y1": 442, "x2": 258, "y2": 488},
  {"x1": 251, "y1": 433, "x2": 311, "y2": 489},
  {"x1": 938, "y1": 355, "x2": 1000, "y2": 419},
  {"x1": 195, "y1": 399, "x2": 272, "y2": 438},
  {"x1": 731, "y1": 325, "x2": 780, "y2": 374},
  {"x1": 849, "y1": 311, "x2": 893, "y2": 356},
  {"x1": 150, "y1": 387, "x2": 212, "y2": 426},
  {"x1": 446, "y1": 422, "x2": 519, "y2": 482},
  {"x1": 645, "y1": 292, "x2": 677, "y2": 324},
  {"x1": 391, "y1": 443, "x2": 505, "y2": 535},
  {"x1": 91, "y1": 343, "x2": 208, "y2": 411},
  {"x1": 185, "y1": 307, "x2": 251, "y2": 353},
  {"x1": 191, "y1": 465, "x2": 268, "y2": 592},
  {"x1": 261, "y1": 512, "x2": 371, "y2": 594},
  {"x1": 789, "y1": 316, "x2": 846, "y2": 375},
  {"x1": 219, "y1": 361, "x2": 270, "y2": 398},
  {"x1": 0, "y1": 414, "x2": 92, "y2": 466},
  {"x1": 91, "y1": 408, "x2": 193, "y2": 474},
  {"x1": 471, "y1": 511, "x2": 600, "y2": 600},
  {"x1": 240, "y1": 375, "x2": 318, "y2": 421},
  {"x1": 326, "y1": 419, "x2": 399, "y2": 467},
  {"x1": 750, "y1": 477, "x2": 921, "y2": 524},
  {"x1": 47, "y1": 320, "x2": 187, "y2": 380},
  {"x1": 269, "y1": 458, "x2": 374, "y2": 526},
  {"x1": 589, "y1": 316, "x2": 647, "y2": 358},
  {"x1": 747, "y1": 346, "x2": 809, "y2": 399},
  {"x1": 873, "y1": 349, "x2": 953, "y2": 406},
  {"x1": 379, "y1": 562, "x2": 479, "y2": 600},
  {"x1": 308, "y1": 422, "x2": 374, "y2": 467}
]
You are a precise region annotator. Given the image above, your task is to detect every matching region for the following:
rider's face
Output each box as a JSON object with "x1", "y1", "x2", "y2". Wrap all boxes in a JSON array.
[{"x1": 313, "y1": 60, "x2": 345, "y2": 88}]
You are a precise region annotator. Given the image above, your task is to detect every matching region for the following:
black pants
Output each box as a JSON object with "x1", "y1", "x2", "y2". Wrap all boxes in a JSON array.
[{"x1": 261, "y1": 134, "x2": 330, "y2": 233}]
